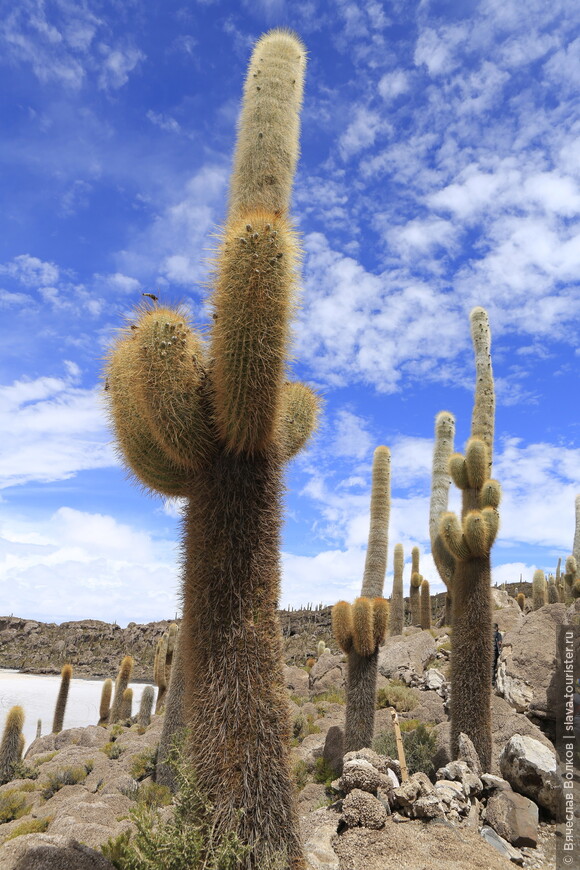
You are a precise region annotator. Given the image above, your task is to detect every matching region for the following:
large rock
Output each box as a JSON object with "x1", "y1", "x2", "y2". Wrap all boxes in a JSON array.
[
  {"x1": 341, "y1": 789, "x2": 388, "y2": 829},
  {"x1": 309, "y1": 653, "x2": 346, "y2": 693},
  {"x1": 491, "y1": 589, "x2": 525, "y2": 633},
  {"x1": 284, "y1": 665, "x2": 310, "y2": 697},
  {"x1": 499, "y1": 734, "x2": 565, "y2": 821},
  {"x1": 491, "y1": 696, "x2": 556, "y2": 776},
  {"x1": 480, "y1": 826, "x2": 524, "y2": 865},
  {"x1": 322, "y1": 726, "x2": 344, "y2": 777},
  {"x1": 485, "y1": 789, "x2": 539, "y2": 847},
  {"x1": 378, "y1": 631, "x2": 436, "y2": 682},
  {"x1": 339, "y1": 759, "x2": 389, "y2": 795},
  {"x1": 497, "y1": 604, "x2": 569, "y2": 717},
  {"x1": 0, "y1": 834, "x2": 115, "y2": 870}
]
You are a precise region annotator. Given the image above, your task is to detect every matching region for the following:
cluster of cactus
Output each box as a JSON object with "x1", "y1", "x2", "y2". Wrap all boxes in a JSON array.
[
  {"x1": 52, "y1": 664, "x2": 72, "y2": 734},
  {"x1": 437, "y1": 307, "x2": 500, "y2": 772},
  {"x1": 154, "y1": 622, "x2": 179, "y2": 713},
  {"x1": 409, "y1": 546, "x2": 423, "y2": 626},
  {"x1": 0, "y1": 706, "x2": 25, "y2": 785},
  {"x1": 332, "y1": 446, "x2": 390, "y2": 753},
  {"x1": 104, "y1": 28, "x2": 318, "y2": 867}
]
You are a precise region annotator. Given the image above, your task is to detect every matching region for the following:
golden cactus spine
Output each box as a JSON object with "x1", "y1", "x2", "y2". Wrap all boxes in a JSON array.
[
  {"x1": 389, "y1": 543, "x2": 404, "y2": 636},
  {"x1": 109, "y1": 656, "x2": 134, "y2": 725},
  {"x1": 98, "y1": 678, "x2": 113, "y2": 726},
  {"x1": 103, "y1": 29, "x2": 315, "y2": 868},
  {"x1": 429, "y1": 411, "x2": 456, "y2": 626},
  {"x1": 332, "y1": 446, "x2": 391, "y2": 753},
  {"x1": 439, "y1": 307, "x2": 499, "y2": 772},
  {"x1": 420, "y1": 579, "x2": 431, "y2": 630},
  {"x1": 0, "y1": 706, "x2": 24, "y2": 784},
  {"x1": 52, "y1": 664, "x2": 72, "y2": 734}
]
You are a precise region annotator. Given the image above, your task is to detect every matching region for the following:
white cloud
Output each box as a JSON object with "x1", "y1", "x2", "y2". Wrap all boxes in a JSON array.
[
  {"x1": 0, "y1": 368, "x2": 114, "y2": 489},
  {"x1": 378, "y1": 70, "x2": 410, "y2": 101},
  {"x1": 97, "y1": 45, "x2": 144, "y2": 90},
  {"x1": 339, "y1": 108, "x2": 385, "y2": 160},
  {"x1": 1, "y1": 254, "x2": 60, "y2": 287},
  {"x1": 331, "y1": 410, "x2": 373, "y2": 459}
]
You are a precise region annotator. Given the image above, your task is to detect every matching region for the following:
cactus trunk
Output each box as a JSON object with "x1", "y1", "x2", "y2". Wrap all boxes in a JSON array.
[
  {"x1": 389, "y1": 543, "x2": 404, "y2": 636},
  {"x1": 52, "y1": 664, "x2": 72, "y2": 734},
  {"x1": 182, "y1": 448, "x2": 303, "y2": 869},
  {"x1": 343, "y1": 650, "x2": 379, "y2": 753},
  {"x1": 156, "y1": 623, "x2": 186, "y2": 791}
]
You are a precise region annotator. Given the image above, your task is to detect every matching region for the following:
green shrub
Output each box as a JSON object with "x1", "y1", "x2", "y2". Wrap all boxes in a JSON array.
[
  {"x1": 311, "y1": 689, "x2": 345, "y2": 705},
  {"x1": 10, "y1": 761, "x2": 39, "y2": 781},
  {"x1": 376, "y1": 681, "x2": 418, "y2": 712},
  {"x1": 129, "y1": 749, "x2": 157, "y2": 781},
  {"x1": 41, "y1": 762, "x2": 92, "y2": 800},
  {"x1": 312, "y1": 758, "x2": 335, "y2": 788},
  {"x1": 373, "y1": 722, "x2": 437, "y2": 778},
  {"x1": 5, "y1": 817, "x2": 50, "y2": 840},
  {"x1": 292, "y1": 760, "x2": 309, "y2": 791},
  {"x1": 102, "y1": 741, "x2": 123, "y2": 760},
  {"x1": 292, "y1": 714, "x2": 321, "y2": 744},
  {"x1": 0, "y1": 790, "x2": 31, "y2": 823},
  {"x1": 136, "y1": 782, "x2": 172, "y2": 809}
]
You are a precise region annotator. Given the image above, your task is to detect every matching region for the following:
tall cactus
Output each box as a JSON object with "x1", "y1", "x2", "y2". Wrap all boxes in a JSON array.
[
  {"x1": 154, "y1": 634, "x2": 169, "y2": 713},
  {"x1": 0, "y1": 706, "x2": 24, "y2": 785},
  {"x1": 389, "y1": 543, "x2": 404, "y2": 636},
  {"x1": 547, "y1": 575, "x2": 559, "y2": 604},
  {"x1": 98, "y1": 678, "x2": 113, "y2": 726},
  {"x1": 119, "y1": 688, "x2": 133, "y2": 721},
  {"x1": 52, "y1": 664, "x2": 72, "y2": 734},
  {"x1": 574, "y1": 494, "x2": 580, "y2": 566},
  {"x1": 564, "y1": 556, "x2": 579, "y2": 602},
  {"x1": 409, "y1": 546, "x2": 422, "y2": 625},
  {"x1": 532, "y1": 569, "x2": 546, "y2": 609},
  {"x1": 156, "y1": 628, "x2": 186, "y2": 791},
  {"x1": 429, "y1": 411, "x2": 456, "y2": 626},
  {"x1": 104, "y1": 29, "x2": 317, "y2": 868},
  {"x1": 332, "y1": 446, "x2": 390, "y2": 753},
  {"x1": 138, "y1": 685, "x2": 155, "y2": 729},
  {"x1": 439, "y1": 307, "x2": 500, "y2": 772},
  {"x1": 109, "y1": 656, "x2": 134, "y2": 725},
  {"x1": 420, "y1": 579, "x2": 432, "y2": 630}
]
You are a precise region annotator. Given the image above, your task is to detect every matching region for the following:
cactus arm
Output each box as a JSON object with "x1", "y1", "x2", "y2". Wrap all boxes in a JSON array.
[
  {"x1": 470, "y1": 306, "x2": 495, "y2": 468},
  {"x1": 429, "y1": 411, "x2": 456, "y2": 622},
  {"x1": 228, "y1": 29, "x2": 306, "y2": 220},
  {"x1": 277, "y1": 381, "x2": 320, "y2": 459},
  {"x1": 361, "y1": 446, "x2": 391, "y2": 599}
]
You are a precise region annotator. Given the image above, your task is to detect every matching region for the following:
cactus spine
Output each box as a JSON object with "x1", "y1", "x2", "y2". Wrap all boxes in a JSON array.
[
  {"x1": 0, "y1": 706, "x2": 24, "y2": 784},
  {"x1": 109, "y1": 656, "x2": 134, "y2": 725},
  {"x1": 52, "y1": 663, "x2": 72, "y2": 734},
  {"x1": 409, "y1": 546, "x2": 422, "y2": 625},
  {"x1": 429, "y1": 411, "x2": 456, "y2": 626},
  {"x1": 439, "y1": 307, "x2": 499, "y2": 772},
  {"x1": 98, "y1": 678, "x2": 113, "y2": 726},
  {"x1": 389, "y1": 543, "x2": 404, "y2": 636},
  {"x1": 137, "y1": 685, "x2": 155, "y2": 729},
  {"x1": 332, "y1": 446, "x2": 390, "y2": 753},
  {"x1": 104, "y1": 30, "x2": 315, "y2": 868},
  {"x1": 532, "y1": 569, "x2": 547, "y2": 610},
  {"x1": 420, "y1": 579, "x2": 431, "y2": 630}
]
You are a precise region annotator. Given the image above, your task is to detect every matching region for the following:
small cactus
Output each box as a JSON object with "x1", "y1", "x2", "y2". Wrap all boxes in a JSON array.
[
  {"x1": 517, "y1": 592, "x2": 525, "y2": 611},
  {"x1": 154, "y1": 634, "x2": 169, "y2": 713},
  {"x1": 0, "y1": 706, "x2": 25, "y2": 784},
  {"x1": 409, "y1": 547, "x2": 422, "y2": 626},
  {"x1": 119, "y1": 688, "x2": 133, "y2": 721},
  {"x1": 52, "y1": 664, "x2": 72, "y2": 734},
  {"x1": 547, "y1": 575, "x2": 559, "y2": 604},
  {"x1": 532, "y1": 569, "x2": 547, "y2": 610},
  {"x1": 98, "y1": 678, "x2": 113, "y2": 726},
  {"x1": 317, "y1": 639, "x2": 326, "y2": 658}
]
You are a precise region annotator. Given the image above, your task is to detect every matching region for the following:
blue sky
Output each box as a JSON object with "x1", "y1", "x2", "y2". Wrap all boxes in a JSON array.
[{"x1": 0, "y1": 0, "x2": 579, "y2": 625}]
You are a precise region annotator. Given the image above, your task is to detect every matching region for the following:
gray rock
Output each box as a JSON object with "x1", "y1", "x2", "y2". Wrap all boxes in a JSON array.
[
  {"x1": 0, "y1": 834, "x2": 115, "y2": 870},
  {"x1": 413, "y1": 794, "x2": 446, "y2": 819},
  {"x1": 308, "y1": 654, "x2": 345, "y2": 693},
  {"x1": 458, "y1": 732, "x2": 482, "y2": 776},
  {"x1": 480, "y1": 825, "x2": 525, "y2": 865},
  {"x1": 284, "y1": 665, "x2": 310, "y2": 697},
  {"x1": 341, "y1": 789, "x2": 387, "y2": 829},
  {"x1": 485, "y1": 789, "x2": 539, "y2": 847},
  {"x1": 499, "y1": 734, "x2": 565, "y2": 821},
  {"x1": 338, "y1": 759, "x2": 389, "y2": 794},
  {"x1": 304, "y1": 822, "x2": 339, "y2": 870},
  {"x1": 424, "y1": 668, "x2": 446, "y2": 691},
  {"x1": 322, "y1": 726, "x2": 344, "y2": 778},
  {"x1": 481, "y1": 774, "x2": 511, "y2": 792},
  {"x1": 378, "y1": 631, "x2": 436, "y2": 681}
]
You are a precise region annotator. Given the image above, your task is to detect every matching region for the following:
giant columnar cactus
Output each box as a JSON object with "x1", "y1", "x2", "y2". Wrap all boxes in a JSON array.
[
  {"x1": 564, "y1": 556, "x2": 579, "y2": 602},
  {"x1": 409, "y1": 546, "x2": 422, "y2": 626},
  {"x1": 332, "y1": 446, "x2": 390, "y2": 754},
  {"x1": 547, "y1": 576, "x2": 559, "y2": 604},
  {"x1": 154, "y1": 634, "x2": 168, "y2": 713},
  {"x1": 109, "y1": 656, "x2": 134, "y2": 725},
  {"x1": 429, "y1": 412, "x2": 456, "y2": 626},
  {"x1": 420, "y1": 579, "x2": 432, "y2": 630},
  {"x1": 104, "y1": 30, "x2": 317, "y2": 868},
  {"x1": 439, "y1": 307, "x2": 500, "y2": 772},
  {"x1": 389, "y1": 543, "x2": 404, "y2": 636},
  {"x1": 120, "y1": 688, "x2": 133, "y2": 721},
  {"x1": 156, "y1": 626, "x2": 186, "y2": 791},
  {"x1": 555, "y1": 557, "x2": 563, "y2": 602},
  {"x1": 98, "y1": 678, "x2": 113, "y2": 726},
  {"x1": 0, "y1": 706, "x2": 24, "y2": 785},
  {"x1": 532, "y1": 569, "x2": 547, "y2": 610},
  {"x1": 52, "y1": 664, "x2": 72, "y2": 734}
]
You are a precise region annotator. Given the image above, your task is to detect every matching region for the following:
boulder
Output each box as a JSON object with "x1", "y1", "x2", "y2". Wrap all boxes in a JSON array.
[
  {"x1": 480, "y1": 825, "x2": 524, "y2": 865},
  {"x1": 485, "y1": 789, "x2": 539, "y2": 847},
  {"x1": 412, "y1": 794, "x2": 446, "y2": 819},
  {"x1": 341, "y1": 789, "x2": 388, "y2": 829},
  {"x1": 378, "y1": 631, "x2": 436, "y2": 682},
  {"x1": 0, "y1": 834, "x2": 115, "y2": 870},
  {"x1": 499, "y1": 734, "x2": 565, "y2": 821},
  {"x1": 304, "y1": 822, "x2": 340, "y2": 870},
  {"x1": 297, "y1": 783, "x2": 329, "y2": 814},
  {"x1": 284, "y1": 665, "x2": 310, "y2": 697},
  {"x1": 424, "y1": 668, "x2": 446, "y2": 691},
  {"x1": 339, "y1": 759, "x2": 389, "y2": 794},
  {"x1": 491, "y1": 589, "x2": 525, "y2": 633},
  {"x1": 491, "y1": 695, "x2": 556, "y2": 776},
  {"x1": 309, "y1": 654, "x2": 346, "y2": 693},
  {"x1": 322, "y1": 726, "x2": 344, "y2": 778},
  {"x1": 457, "y1": 732, "x2": 482, "y2": 776}
]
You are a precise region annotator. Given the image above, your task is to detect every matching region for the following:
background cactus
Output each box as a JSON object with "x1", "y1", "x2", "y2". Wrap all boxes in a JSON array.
[
  {"x1": 564, "y1": 556, "x2": 579, "y2": 602},
  {"x1": 109, "y1": 656, "x2": 134, "y2": 725},
  {"x1": 98, "y1": 678, "x2": 113, "y2": 726},
  {"x1": 389, "y1": 543, "x2": 404, "y2": 636},
  {"x1": 574, "y1": 494, "x2": 580, "y2": 565},
  {"x1": 409, "y1": 546, "x2": 422, "y2": 626},
  {"x1": 52, "y1": 663, "x2": 72, "y2": 734},
  {"x1": 154, "y1": 634, "x2": 169, "y2": 713},
  {"x1": 547, "y1": 575, "x2": 559, "y2": 604},
  {"x1": 439, "y1": 307, "x2": 499, "y2": 772},
  {"x1": 119, "y1": 687, "x2": 133, "y2": 721},
  {"x1": 532, "y1": 569, "x2": 547, "y2": 610},
  {"x1": 420, "y1": 579, "x2": 431, "y2": 630},
  {"x1": 137, "y1": 685, "x2": 155, "y2": 729},
  {"x1": 0, "y1": 706, "x2": 24, "y2": 785},
  {"x1": 332, "y1": 445, "x2": 390, "y2": 753},
  {"x1": 104, "y1": 29, "x2": 315, "y2": 868},
  {"x1": 429, "y1": 411, "x2": 456, "y2": 626},
  {"x1": 517, "y1": 592, "x2": 525, "y2": 611}
]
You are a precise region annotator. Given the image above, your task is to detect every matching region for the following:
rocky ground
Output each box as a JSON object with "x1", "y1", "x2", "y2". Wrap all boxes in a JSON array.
[{"x1": 0, "y1": 592, "x2": 577, "y2": 869}]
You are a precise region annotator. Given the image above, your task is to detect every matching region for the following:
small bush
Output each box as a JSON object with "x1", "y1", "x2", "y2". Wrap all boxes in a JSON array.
[
  {"x1": 102, "y1": 742, "x2": 123, "y2": 760},
  {"x1": 41, "y1": 762, "x2": 92, "y2": 800},
  {"x1": 376, "y1": 681, "x2": 418, "y2": 712},
  {"x1": 292, "y1": 714, "x2": 321, "y2": 744},
  {"x1": 0, "y1": 790, "x2": 31, "y2": 823},
  {"x1": 312, "y1": 757, "x2": 335, "y2": 788},
  {"x1": 373, "y1": 722, "x2": 437, "y2": 778},
  {"x1": 136, "y1": 782, "x2": 172, "y2": 809},
  {"x1": 5, "y1": 817, "x2": 50, "y2": 840},
  {"x1": 292, "y1": 760, "x2": 309, "y2": 790},
  {"x1": 10, "y1": 761, "x2": 39, "y2": 781},
  {"x1": 311, "y1": 689, "x2": 345, "y2": 705},
  {"x1": 129, "y1": 749, "x2": 157, "y2": 781}
]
